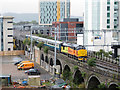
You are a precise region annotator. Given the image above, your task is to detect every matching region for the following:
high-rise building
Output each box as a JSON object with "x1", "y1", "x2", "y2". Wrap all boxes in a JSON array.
[
  {"x1": 0, "y1": 16, "x2": 14, "y2": 51},
  {"x1": 84, "y1": 0, "x2": 120, "y2": 51},
  {"x1": 39, "y1": 0, "x2": 70, "y2": 26}
]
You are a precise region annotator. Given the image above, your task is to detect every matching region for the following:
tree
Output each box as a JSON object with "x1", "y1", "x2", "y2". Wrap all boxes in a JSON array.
[
  {"x1": 32, "y1": 40, "x2": 36, "y2": 46},
  {"x1": 37, "y1": 42, "x2": 44, "y2": 50},
  {"x1": 87, "y1": 57, "x2": 96, "y2": 66},
  {"x1": 62, "y1": 70, "x2": 72, "y2": 81},
  {"x1": 104, "y1": 52, "x2": 109, "y2": 57},
  {"x1": 99, "y1": 49, "x2": 105, "y2": 58},
  {"x1": 74, "y1": 66, "x2": 79, "y2": 71},
  {"x1": 98, "y1": 83, "x2": 106, "y2": 89},
  {"x1": 44, "y1": 46, "x2": 49, "y2": 54},
  {"x1": 30, "y1": 20, "x2": 38, "y2": 24},
  {"x1": 23, "y1": 38, "x2": 29, "y2": 46}
]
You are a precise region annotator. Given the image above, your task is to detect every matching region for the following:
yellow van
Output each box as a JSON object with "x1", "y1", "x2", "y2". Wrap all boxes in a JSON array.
[
  {"x1": 18, "y1": 62, "x2": 34, "y2": 70},
  {"x1": 17, "y1": 61, "x2": 30, "y2": 67}
]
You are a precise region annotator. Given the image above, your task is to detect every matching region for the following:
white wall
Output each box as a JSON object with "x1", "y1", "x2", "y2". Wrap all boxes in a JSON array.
[
  {"x1": 3, "y1": 18, "x2": 13, "y2": 51},
  {"x1": 77, "y1": 34, "x2": 83, "y2": 45}
]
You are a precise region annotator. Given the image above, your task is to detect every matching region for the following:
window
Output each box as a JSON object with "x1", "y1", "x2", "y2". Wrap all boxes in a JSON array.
[
  {"x1": 114, "y1": 2, "x2": 118, "y2": 5},
  {"x1": 8, "y1": 42, "x2": 13, "y2": 44},
  {"x1": 107, "y1": 19, "x2": 110, "y2": 24},
  {"x1": 107, "y1": 25, "x2": 110, "y2": 28},
  {"x1": 8, "y1": 35, "x2": 13, "y2": 37},
  {"x1": 114, "y1": 19, "x2": 117, "y2": 21},
  {"x1": 8, "y1": 28, "x2": 13, "y2": 30},
  {"x1": 107, "y1": 0, "x2": 110, "y2": 4},
  {"x1": 7, "y1": 21, "x2": 13, "y2": 23},
  {"x1": 107, "y1": 13, "x2": 110, "y2": 17},
  {"x1": 114, "y1": 26, "x2": 117, "y2": 28},
  {"x1": 107, "y1": 6, "x2": 110, "y2": 11},
  {"x1": 8, "y1": 48, "x2": 11, "y2": 51}
]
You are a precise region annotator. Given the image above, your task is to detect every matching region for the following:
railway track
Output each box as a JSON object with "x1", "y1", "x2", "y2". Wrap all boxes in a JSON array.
[{"x1": 95, "y1": 60, "x2": 118, "y2": 72}]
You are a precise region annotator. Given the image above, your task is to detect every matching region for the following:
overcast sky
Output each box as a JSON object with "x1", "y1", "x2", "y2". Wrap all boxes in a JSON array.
[{"x1": 0, "y1": 0, "x2": 85, "y2": 16}]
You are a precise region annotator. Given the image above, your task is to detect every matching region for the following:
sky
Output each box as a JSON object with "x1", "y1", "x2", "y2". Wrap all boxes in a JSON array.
[{"x1": 0, "y1": 0, "x2": 85, "y2": 16}]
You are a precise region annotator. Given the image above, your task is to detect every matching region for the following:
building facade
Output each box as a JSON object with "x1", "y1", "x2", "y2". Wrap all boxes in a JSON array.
[
  {"x1": 84, "y1": 0, "x2": 120, "y2": 51},
  {"x1": 39, "y1": 0, "x2": 70, "y2": 26},
  {"x1": 0, "y1": 16, "x2": 14, "y2": 51},
  {"x1": 52, "y1": 18, "x2": 83, "y2": 42}
]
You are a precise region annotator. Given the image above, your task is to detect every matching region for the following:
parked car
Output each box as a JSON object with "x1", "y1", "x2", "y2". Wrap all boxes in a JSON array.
[
  {"x1": 25, "y1": 69, "x2": 40, "y2": 75},
  {"x1": 25, "y1": 69, "x2": 36, "y2": 74},
  {"x1": 14, "y1": 60, "x2": 22, "y2": 65}
]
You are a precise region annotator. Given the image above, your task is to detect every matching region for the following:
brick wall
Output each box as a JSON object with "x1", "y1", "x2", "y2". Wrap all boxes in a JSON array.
[{"x1": 0, "y1": 50, "x2": 25, "y2": 56}]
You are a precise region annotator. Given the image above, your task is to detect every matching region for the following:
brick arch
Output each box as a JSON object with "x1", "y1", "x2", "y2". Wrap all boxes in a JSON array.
[{"x1": 87, "y1": 75, "x2": 101, "y2": 89}]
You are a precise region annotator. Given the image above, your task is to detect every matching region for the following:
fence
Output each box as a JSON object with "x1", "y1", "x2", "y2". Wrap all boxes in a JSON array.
[{"x1": 0, "y1": 50, "x2": 25, "y2": 56}]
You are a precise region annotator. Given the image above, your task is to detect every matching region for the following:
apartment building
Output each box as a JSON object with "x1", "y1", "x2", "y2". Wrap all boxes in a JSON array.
[
  {"x1": 0, "y1": 16, "x2": 14, "y2": 51},
  {"x1": 84, "y1": 0, "x2": 120, "y2": 51},
  {"x1": 52, "y1": 18, "x2": 83, "y2": 42},
  {"x1": 39, "y1": 0, "x2": 70, "y2": 26}
]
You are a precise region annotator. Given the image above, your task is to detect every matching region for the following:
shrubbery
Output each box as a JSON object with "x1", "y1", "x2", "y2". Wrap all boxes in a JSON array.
[
  {"x1": 44, "y1": 46, "x2": 49, "y2": 53},
  {"x1": 87, "y1": 57, "x2": 96, "y2": 66},
  {"x1": 37, "y1": 42, "x2": 44, "y2": 50}
]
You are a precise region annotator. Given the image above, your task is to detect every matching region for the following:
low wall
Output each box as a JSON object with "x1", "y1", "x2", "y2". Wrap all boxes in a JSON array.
[{"x1": 0, "y1": 50, "x2": 25, "y2": 56}]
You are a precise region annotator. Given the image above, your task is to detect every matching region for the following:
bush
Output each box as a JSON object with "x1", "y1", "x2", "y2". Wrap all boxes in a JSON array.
[
  {"x1": 104, "y1": 52, "x2": 109, "y2": 57},
  {"x1": 37, "y1": 42, "x2": 44, "y2": 50},
  {"x1": 62, "y1": 70, "x2": 72, "y2": 81},
  {"x1": 74, "y1": 66, "x2": 79, "y2": 71},
  {"x1": 32, "y1": 40, "x2": 36, "y2": 46},
  {"x1": 98, "y1": 83, "x2": 106, "y2": 89},
  {"x1": 81, "y1": 72, "x2": 86, "y2": 78},
  {"x1": 87, "y1": 57, "x2": 96, "y2": 66},
  {"x1": 78, "y1": 83, "x2": 85, "y2": 88},
  {"x1": 44, "y1": 46, "x2": 49, "y2": 53},
  {"x1": 108, "y1": 51, "x2": 113, "y2": 55}
]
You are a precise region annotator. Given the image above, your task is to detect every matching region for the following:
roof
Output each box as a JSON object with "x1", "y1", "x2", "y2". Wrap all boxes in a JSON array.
[
  {"x1": 27, "y1": 35, "x2": 62, "y2": 44},
  {"x1": 62, "y1": 42, "x2": 71, "y2": 47},
  {"x1": 0, "y1": 16, "x2": 14, "y2": 19},
  {"x1": 0, "y1": 75, "x2": 11, "y2": 78}
]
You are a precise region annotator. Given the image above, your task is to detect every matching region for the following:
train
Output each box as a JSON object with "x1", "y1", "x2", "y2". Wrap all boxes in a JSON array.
[{"x1": 26, "y1": 35, "x2": 87, "y2": 61}]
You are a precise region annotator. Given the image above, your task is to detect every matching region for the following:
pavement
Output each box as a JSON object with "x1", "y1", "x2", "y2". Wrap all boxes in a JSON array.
[{"x1": 1, "y1": 55, "x2": 52, "y2": 81}]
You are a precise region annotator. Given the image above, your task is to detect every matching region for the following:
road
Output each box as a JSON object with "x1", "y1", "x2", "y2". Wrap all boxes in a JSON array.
[{"x1": 1, "y1": 55, "x2": 52, "y2": 82}]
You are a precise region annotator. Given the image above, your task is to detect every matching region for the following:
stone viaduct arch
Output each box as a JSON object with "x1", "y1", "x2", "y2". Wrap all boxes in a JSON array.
[
  {"x1": 73, "y1": 69, "x2": 84, "y2": 85},
  {"x1": 87, "y1": 75, "x2": 101, "y2": 89},
  {"x1": 109, "y1": 82, "x2": 119, "y2": 90}
]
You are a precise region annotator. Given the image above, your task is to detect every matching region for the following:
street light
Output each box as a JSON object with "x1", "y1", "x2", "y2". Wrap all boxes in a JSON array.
[
  {"x1": 54, "y1": 27, "x2": 57, "y2": 76},
  {"x1": 30, "y1": 27, "x2": 33, "y2": 60}
]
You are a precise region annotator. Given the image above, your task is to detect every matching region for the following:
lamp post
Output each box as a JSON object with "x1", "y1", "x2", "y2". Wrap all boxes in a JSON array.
[
  {"x1": 30, "y1": 27, "x2": 33, "y2": 60},
  {"x1": 54, "y1": 27, "x2": 57, "y2": 76},
  {"x1": 118, "y1": 56, "x2": 120, "y2": 80}
]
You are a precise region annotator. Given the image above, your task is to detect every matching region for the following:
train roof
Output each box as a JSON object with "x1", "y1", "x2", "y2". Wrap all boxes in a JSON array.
[
  {"x1": 26, "y1": 35, "x2": 62, "y2": 44},
  {"x1": 70, "y1": 44, "x2": 85, "y2": 49},
  {"x1": 62, "y1": 42, "x2": 71, "y2": 47}
]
